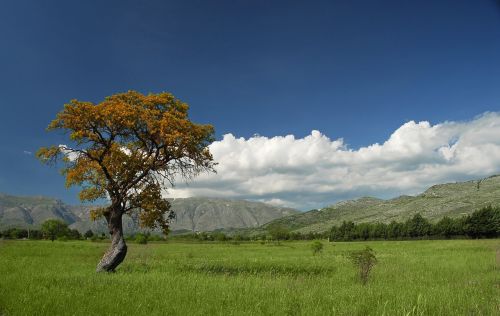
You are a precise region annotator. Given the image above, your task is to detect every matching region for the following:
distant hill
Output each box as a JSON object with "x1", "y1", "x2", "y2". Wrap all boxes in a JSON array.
[
  {"x1": 0, "y1": 194, "x2": 80, "y2": 228},
  {"x1": 0, "y1": 194, "x2": 298, "y2": 234},
  {"x1": 3, "y1": 175, "x2": 499, "y2": 235},
  {"x1": 255, "y1": 175, "x2": 500, "y2": 234}
]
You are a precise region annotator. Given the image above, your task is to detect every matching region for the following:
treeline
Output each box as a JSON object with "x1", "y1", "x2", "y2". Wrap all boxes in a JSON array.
[
  {"x1": 171, "y1": 231, "x2": 250, "y2": 242},
  {"x1": 3, "y1": 206, "x2": 499, "y2": 242},
  {"x1": 173, "y1": 229, "x2": 328, "y2": 242},
  {"x1": 330, "y1": 206, "x2": 500, "y2": 241},
  {"x1": 0, "y1": 224, "x2": 83, "y2": 241},
  {"x1": 0, "y1": 223, "x2": 166, "y2": 243},
  {"x1": 0, "y1": 219, "x2": 112, "y2": 241}
]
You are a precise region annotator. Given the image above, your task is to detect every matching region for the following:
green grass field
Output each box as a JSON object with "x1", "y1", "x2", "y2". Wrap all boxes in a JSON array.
[{"x1": 1, "y1": 239, "x2": 499, "y2": 315}]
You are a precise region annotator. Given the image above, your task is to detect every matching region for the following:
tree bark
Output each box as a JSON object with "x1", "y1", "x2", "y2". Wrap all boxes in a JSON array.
[{"x1": 96, "y1": 208, "x2": 127, "y2": 272}]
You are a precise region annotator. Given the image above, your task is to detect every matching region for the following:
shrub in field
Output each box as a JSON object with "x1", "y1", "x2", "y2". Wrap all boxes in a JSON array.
[
  {"x1": 311, "y1": 241, "x2": 324, "y2": 255},
  {"x1": 348, "y1": 246, "x2": 377, "y2": 285},
  {"x1": 135, "y1": 233, "x2": 148, "y2": 244}
]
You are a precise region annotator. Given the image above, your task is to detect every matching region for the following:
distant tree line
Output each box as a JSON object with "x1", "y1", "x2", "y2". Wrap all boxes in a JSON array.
[
  {"x1": 330, "y1": 206, "x2": 500, "y2": 241},
  {"x1": 169, "y1": 231, "x2": 249, "y2": 242},
  {"x1": 3, "y1": 206, "x2": 498, "y2": 242},
  {"x1": 0, "y1": 219, "x2": 168, "y2": 243},
  {"x1": 172, "y1": 227, "x2": 328, "y2": 242},
  {"x1": 0, "y1": 219, "x2": 119, "y2": 242},
  {"x1": 0, "y1": 219, "x2": 82, "y2": 241}
]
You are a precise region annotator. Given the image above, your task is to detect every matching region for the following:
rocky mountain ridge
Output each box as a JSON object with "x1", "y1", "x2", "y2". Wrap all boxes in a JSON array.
[{"x1": 0, "y1": 194, "x2": 298, "y2": 234}]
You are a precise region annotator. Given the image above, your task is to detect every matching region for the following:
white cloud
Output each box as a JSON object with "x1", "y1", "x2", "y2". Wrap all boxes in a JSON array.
[
  {"x1": 58, "y1": 145, "x2": 80, "y2": 161},
  {"x1": 169, "y1": 112, "x2": 500, "y2": 209}
]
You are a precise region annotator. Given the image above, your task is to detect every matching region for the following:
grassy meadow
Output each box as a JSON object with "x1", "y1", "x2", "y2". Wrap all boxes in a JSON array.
[{"x1": 0, "y1": 239, "x2": 499, "y2": 315}]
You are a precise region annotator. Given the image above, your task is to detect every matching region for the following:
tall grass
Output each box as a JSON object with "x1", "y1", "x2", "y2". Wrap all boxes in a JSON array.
[{"x1": 0, "y1": 239, "x2": 499, "y2": 315}]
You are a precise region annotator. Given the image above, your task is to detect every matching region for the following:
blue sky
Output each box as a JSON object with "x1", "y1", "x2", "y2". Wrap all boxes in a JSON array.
[{"x1": 1, "y1": 1, "x2": 500, "y2": 208}]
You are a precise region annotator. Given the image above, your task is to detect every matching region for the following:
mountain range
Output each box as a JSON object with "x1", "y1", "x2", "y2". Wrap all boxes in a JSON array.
[
  {"x1": 256, "y1": 175, "x2": 500, "y2": 234},
  {"x1": 1, "y1": 175, "x2": 499, "y2": 235},
  {"x1": 0, "y1": 195, "x2": 298, "y2": 234}
]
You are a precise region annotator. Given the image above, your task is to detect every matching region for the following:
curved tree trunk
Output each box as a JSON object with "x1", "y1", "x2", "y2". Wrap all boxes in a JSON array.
[{"x1": 96, "y1": 209, "x2": 127, "y2": 272}]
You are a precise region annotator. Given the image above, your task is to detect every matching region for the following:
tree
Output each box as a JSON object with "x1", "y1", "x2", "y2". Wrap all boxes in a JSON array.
[
  {"x1": 356, "y1": 223, "x2": 371, "y2": 240},
  {"x1": 433, "y1": 216, "x2": 456, "y2": 238},
  {"x1": 68, "y1": 229, "x2": 82, "y2": 240},
  {"x1": 41, "y1": 219, "x2": 69, "y2": 241},
  {"x1": 84, "y1": 229, "x2": 94, "y2": 239},
  {"x1": 386, "y1": 221, "x2": 401, "y2": 239},
  {"x1": 337, "y1": 221, "x2": 356, "y2": 241},
  {"x1": 465, "y1": 206, "x2": 500, "y2": 238},
  {"x1": 370, "y1": 222, "x2": 387, "y2": 240},
  {"x1": 267, "y1": 224, "x2": 290, "y2": 242},
  {"x1": 37, "y1": 91, "x2": 215, "y2": 272},
  {"x1": 405, "y1": 213, "x2": 431, "y2": 238},
  {"x1": 8, "y1": 228, "x2": 28, "y2": 239}
]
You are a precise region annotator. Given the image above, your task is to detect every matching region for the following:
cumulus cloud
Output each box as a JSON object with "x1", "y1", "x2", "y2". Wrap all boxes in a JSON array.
[
  {"x1": 58, "y1": 145, "x2": 80, "y2": 161},
  {"x1": 169, "y1": 112, "x2": 500, "y2": 209}
]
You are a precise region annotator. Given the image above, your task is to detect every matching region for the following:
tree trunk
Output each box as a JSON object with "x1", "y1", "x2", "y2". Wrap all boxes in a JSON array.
[{"x1": 96, "y1": 208, "x2": 127, "y2": 272}]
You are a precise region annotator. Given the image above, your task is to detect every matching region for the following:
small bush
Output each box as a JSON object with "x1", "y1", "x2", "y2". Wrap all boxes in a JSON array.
[
  {"x1": 135, "y1": 233, "x2": 148, "y2": 244},
  {"x1": 348, "y1": 246, "x2": 377, "y2": 285},
  {"x1": 311, "y1": 241, "x2": 324, "y2": 256}
]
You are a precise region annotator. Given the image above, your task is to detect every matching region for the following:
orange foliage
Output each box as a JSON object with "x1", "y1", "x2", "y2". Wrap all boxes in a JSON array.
[{"x1": 37, "y1": 91, "x2": 215, "y2": 234}]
